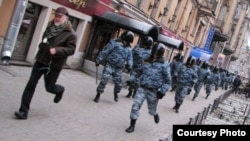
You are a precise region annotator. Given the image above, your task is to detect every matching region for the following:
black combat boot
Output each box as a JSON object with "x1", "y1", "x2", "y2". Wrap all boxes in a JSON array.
[
  {"x1": 192, "y1": 96, "x2": 196, "y2": 101},
  {"x1": 14, "y1": 111, "x2": 28, "y2": 120},
  {"x1": 205, "y1": 94, "x2": 209, "y2": 99},
  {"x1": 125, "y1": 119, "x2": 136, "y2": 133},
  {"x1": 93, "y1": 93, "x2": 101, "y2": 103},
  {"x1": 175, "y1": 104, "x2": 180, "y2": 113},
  {"x1": 114, "y1": 93, "x2": 119, "y2": 102},
  {"x1": 126, "y1": 90, "x2": 132, "y2": 98},
  {"x1": 172, "y1": 102, "x2": 178, "y2": 110},
  {"x1": 154, "y1": 114, "x2": 160, "y2": 124},
  {"x1": 187, "y1": 88, "x2": 191, "y2": 95},
  {"x1": 132, "y1": 89, "x2": 137, "y2": 98},
  {"x1": 170, "y1": 86, "x2": 176, "y2": 92}
]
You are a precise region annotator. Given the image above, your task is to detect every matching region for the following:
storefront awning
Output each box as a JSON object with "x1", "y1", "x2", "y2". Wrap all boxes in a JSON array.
[
  {"x1": 94, "y1": 11, "x2": 159, "y2": 39},
  {"x1": 160, "y1": 27, "x2": 191, "y2": 47},
  {"x1": 157, "y1": 34, "x2": 184, "y2": 50}
]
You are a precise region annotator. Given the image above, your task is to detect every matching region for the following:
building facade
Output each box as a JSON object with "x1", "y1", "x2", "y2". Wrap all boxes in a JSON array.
[{"x1": 0, "y1": 0, "x2": 250, "y2": 77}]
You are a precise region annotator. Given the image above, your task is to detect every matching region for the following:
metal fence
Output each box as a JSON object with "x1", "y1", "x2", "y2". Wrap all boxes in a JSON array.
[
  {"x1": 187, "y1": 89, "x2": 233, "y2": 125},
  {"x1": 160, "y1": 90, "x2": 250, "y2": 141}
]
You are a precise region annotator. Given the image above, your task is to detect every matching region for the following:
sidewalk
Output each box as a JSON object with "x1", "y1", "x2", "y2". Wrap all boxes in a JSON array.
[{"x1": 0, "y1": 65, "x2": 227, "y2": 141}]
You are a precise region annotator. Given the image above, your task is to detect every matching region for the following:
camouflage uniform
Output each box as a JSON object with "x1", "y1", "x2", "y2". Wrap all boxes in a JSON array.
[
  {"x1": 214, "y1": 70, "x2": 221, "y2": 90},
  {"x1": 219, "y1": 70, "x2": 226, "y2": 89},
  {"x1": 187, "y1": 62, "x2": 199, "y2": 95},
  {"x1": 127, "y1": 44, "x2": 151, "y2": 96},
  {"x1": 129, "y1": 58, "x2": 171, "y2": 119},
  {"x1": 205, "y1": 69, "x2": 220, "y2": 99},
  {"x1": 192, "y1": 64, "x2": 210, "y2": 100},
  {"x1": 170, "y1": 57, "x2": 183, "y2": 91},
  {"x1": 96, "y1": 39, "x2": 133, "y2": 96},
  {"x1": 223, "y1": 73, "x2": 231, "y2": 90},
  {"x1": 174, "y1": 63, "x2": 198, "y2": 112},
  {"x1": 125, "y1": 43, "x2": 171, "y2": 133}
]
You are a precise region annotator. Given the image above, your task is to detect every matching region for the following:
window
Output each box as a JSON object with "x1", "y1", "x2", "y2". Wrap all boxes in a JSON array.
[
  {"x1": 135, "y1": 0, "x2": 141, "y2": 7},
  {"x1": 234, "y1": 4, "x2": 242, "y2": 20}
]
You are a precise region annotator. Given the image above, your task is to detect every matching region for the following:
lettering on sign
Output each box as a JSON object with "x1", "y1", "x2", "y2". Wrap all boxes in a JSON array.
[{"x1": 68, "y1": 0, "x2": 86, "y2": 9}]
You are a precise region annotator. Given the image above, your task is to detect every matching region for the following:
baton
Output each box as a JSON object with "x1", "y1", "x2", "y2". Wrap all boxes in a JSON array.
[{"x1": 96, "y1": 66, "x2": 98, "y2": 84}]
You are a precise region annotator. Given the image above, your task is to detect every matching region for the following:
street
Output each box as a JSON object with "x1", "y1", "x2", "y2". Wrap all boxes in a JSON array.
[{"x1": 0, "y1": 65, "x2": 226, "y2": 141}]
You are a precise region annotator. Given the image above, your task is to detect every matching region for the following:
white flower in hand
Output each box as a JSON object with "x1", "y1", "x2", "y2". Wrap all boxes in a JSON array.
[{"x1": 43, "y1": 38, "x2": 48, "y2": 43}]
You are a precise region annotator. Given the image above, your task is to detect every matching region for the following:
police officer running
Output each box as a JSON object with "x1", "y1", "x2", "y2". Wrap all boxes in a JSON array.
[
  {"x1": 173, "y1": 59, "x2": 198, "y2": 113},
  {"x1": 125, "y1": 43, "x2": 171, "y2": 133},
  {"x1": 94, "y1": 31, "x2": 134, "y2": 103},
  {"x1": 126, "y1": 36, "x2": 153, "y2": 98}
]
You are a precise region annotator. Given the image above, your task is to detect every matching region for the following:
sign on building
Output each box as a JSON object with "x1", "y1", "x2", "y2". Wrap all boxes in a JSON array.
[{"x1": 204, "y1": 26, "x2": 215, "y2": 50}]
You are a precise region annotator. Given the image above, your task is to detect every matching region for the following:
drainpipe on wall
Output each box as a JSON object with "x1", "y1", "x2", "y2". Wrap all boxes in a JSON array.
[{"x1": 1, "y1": 0, "x2": 28, "y2": 65}]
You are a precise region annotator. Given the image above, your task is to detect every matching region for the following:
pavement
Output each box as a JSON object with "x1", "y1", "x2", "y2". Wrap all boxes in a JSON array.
[{"x1": 0, "y1": 64, "x2": 227, "y2": 141}]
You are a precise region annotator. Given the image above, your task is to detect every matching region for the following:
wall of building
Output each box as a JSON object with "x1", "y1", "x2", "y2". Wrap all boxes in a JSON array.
[
  {"x1": 0, "y1": 0, "x2": 15, "y2": 37},
  {"x1": 1, "y1": 0, "x2": 250, "y2": 73},
  {"x1": 0, "y1": 0, "x2": 16, "y2": 51},
  {"x1": 230, "y1": 3, "x2": 247, "y2": 51},
  {"x1": 2, "y1": 0, "x2": 92, "y2": 69},
  {"x1": 222, "y1": 0, "x2": 238, "y2": 34}
]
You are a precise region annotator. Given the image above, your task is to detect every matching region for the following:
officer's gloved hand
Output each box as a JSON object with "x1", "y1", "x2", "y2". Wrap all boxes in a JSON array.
[
  {"x1": 95, "y1": 63, "x2": 99, "y2": 66},
  {"x1": 126, "y1": 80, "x2": 131, "y2": 86},
  {"x1": 127, "y1": 68, "x2": 131, "y2": 73},
  {"x1": 157, "y1": 91, "x2": 164, "y2": 99}
]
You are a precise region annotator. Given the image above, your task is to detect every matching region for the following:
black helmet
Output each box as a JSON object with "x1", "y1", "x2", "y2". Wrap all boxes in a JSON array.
[
  {"x1": 179, "y1": 55, "x2": 184, "y2": 62},
  {"x1": 151, "y1": 43, "x2": 165, "y2": 58},
  {"x1": 121, "y1": 31, "x2": 134, "y2": 43},
  {"x1": 188, "y1": 58, "x2": 195, "y2": 66},
  {"x1": 143, "y1": 36, "x2": 153, "y2": 47},
  {"x1": 196, "y1": 59, "x2": 201, "y2": 65},
  {"x1": 201, "y1": 62, "x2": 208, "y2": 69},
  {"x1": 174, "y1": 53, "x2": 181, "y2": 61},
  {"x1": 186, "y1": 56, "x2": 192, "y2": 65},
  {"x1": 213, "y1": 67, "x2": 218, "y2": 73}
]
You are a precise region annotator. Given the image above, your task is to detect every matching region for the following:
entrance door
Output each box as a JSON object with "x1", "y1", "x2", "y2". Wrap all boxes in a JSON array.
[
  {"x1": 11, "y1": 2, "x2": 41, "y2": 60},
  {"x1": 85, "y1": 20, "x2": 119, "y2": 62}
]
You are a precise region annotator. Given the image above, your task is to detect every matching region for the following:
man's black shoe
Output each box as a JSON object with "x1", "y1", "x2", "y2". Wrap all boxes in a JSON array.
[
  {"x1": 54, "y1": 93, "x2": 63, "y2": 103},
  {"x1": 14, "y1": 111, "x2": 28, "y2": 120},
  {"x1": 54, "y1": 88, "x2": 64, "y2": 103}
]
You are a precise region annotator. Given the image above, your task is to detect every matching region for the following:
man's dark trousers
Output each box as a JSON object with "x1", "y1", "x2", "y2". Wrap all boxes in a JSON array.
[{"x1": 18, "y1": 61, "x2": 64, "y2": 113}]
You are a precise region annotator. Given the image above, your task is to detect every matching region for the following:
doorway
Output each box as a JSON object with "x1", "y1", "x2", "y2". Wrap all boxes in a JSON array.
[
  {"x1": 11, "y1": 2, "x2": 41, "y2": 60},
  {"x1": 85, "y1": 20, "x2": 119, "y2": 63}
]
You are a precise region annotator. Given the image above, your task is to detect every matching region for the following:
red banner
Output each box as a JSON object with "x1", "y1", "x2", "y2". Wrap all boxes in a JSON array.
[
  {"x1": 51, "y1": 0, "x2": 113, "y2": 16},
  {"x1": 160, "y1": 28, "x2": 176, "y2": 38}
]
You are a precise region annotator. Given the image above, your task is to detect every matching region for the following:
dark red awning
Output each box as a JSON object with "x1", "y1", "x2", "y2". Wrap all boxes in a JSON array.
[{"x1": 51, "y1": 0, "x2": 114, "y2": 16}]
